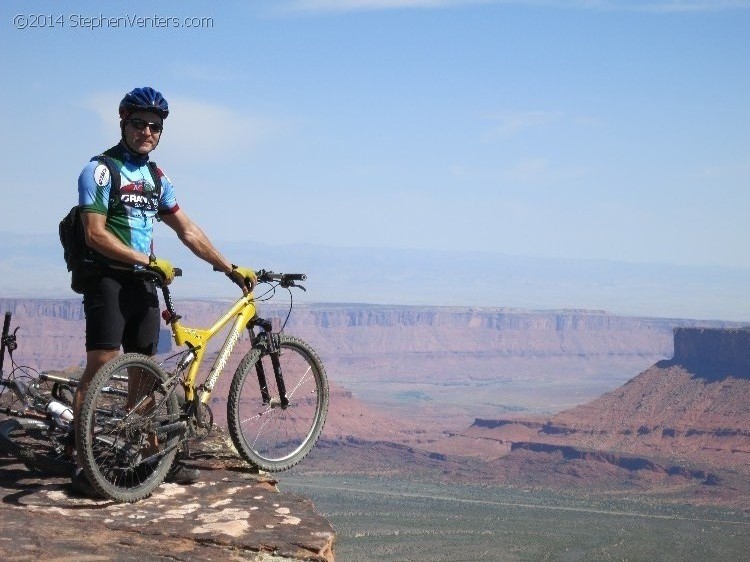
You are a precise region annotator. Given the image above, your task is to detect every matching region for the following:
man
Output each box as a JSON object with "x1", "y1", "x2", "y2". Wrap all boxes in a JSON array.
[{"x1": 71, "y1": 86, "x2": 256, "y2": 496}]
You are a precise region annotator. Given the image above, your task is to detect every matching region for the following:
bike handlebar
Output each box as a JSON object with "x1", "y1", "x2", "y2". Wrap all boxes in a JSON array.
[
  {"x1": 256, "y1": 269, "x2": 307, "y2": 287},
  {"x1": 142, "y1": 267, "x2": 306, "y2": 289},
  {"x1": 146, "y1": 262, "x2": 305, "y2": 290},
  {"x1": 153, "y1": 267, "x2": 306, "y2": 325}
]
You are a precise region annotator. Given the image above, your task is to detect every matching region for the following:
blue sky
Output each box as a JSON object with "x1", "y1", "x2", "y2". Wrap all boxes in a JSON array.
[{"x1": 1, "y1": 0, "x2": 749, "y2": 271}]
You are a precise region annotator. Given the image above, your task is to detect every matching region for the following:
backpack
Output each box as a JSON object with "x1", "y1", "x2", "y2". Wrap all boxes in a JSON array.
[{"x1": 60, "y1": 154, "x2": 162, "y2": 293}]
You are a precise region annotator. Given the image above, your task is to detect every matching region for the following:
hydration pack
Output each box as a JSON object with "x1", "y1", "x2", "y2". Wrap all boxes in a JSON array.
[{"x1": 59, "y1": 154, "x2": 161, "y2": 293}]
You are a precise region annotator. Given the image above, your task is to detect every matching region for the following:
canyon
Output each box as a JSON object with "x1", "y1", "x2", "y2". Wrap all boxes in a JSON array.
[
  {"x1": 2, "y1": 298, "x2": 749, "y2": 560},
  {"x1": 2, "y1": 298, "x2": 745, "y2": 488}
]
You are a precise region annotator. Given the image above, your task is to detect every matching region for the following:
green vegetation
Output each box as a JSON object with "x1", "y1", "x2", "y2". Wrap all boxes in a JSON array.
[
  {"x1": 394, "y1": 390, "x2": 434, "y2": 402},
  {"x1": 281, "y1": 474, "x2": 750, "y2": 561}
]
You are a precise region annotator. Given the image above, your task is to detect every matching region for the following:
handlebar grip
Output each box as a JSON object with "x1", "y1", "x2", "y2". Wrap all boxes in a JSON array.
[
  {"x1": 138, "y1": 266, "x2": 180, "y2": 286},
  {"x1": 257, "y1": 270, "x2": 305, "y2": 279}
]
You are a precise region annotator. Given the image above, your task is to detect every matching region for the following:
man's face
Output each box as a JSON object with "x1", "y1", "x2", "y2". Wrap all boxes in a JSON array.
[{"x1": 122, "y1": 110, "x2": 164, "y2": 155}]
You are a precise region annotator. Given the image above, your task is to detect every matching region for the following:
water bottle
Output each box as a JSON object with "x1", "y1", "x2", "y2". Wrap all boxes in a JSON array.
[
  {"x1": 177, "y1": 349, "x2": 196, "y2": 371},
  {"x1": 46, "y1": 400, "x2": 74, "y2": 422}
]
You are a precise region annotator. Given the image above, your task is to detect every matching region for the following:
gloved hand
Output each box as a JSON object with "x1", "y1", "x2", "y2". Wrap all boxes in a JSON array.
[
  {"x1": 147, "y1": 255, "x2": 175, "y2": 284},
  {"x1": 227, "y1": 265, "x2": 257, "y2": 293}
]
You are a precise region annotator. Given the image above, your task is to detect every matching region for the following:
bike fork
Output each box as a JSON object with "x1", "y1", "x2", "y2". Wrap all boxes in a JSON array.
[{"x1": 248, "y1": 319, "x2": 289, "y2": 408}]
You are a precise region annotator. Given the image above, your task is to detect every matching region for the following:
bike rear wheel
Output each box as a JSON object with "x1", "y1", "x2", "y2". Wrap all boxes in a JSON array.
[
  {"x1": 77, "y1": 353, "x2": 182, "y2": 503},
  {"x1": 0, "y1": 417, "x2": 75, "y2": 477},
  {"x1": 227, "y1": 335, "x2": 329, "y2": 472}
]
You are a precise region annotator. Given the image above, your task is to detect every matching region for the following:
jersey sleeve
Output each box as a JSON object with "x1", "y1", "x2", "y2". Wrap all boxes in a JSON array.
[
  {"x1": 78, "y1": 161, "x2": 111, "y2": 215},
  {"x1": 156, "y1": 167, "x2": 180, "y2": 215}
]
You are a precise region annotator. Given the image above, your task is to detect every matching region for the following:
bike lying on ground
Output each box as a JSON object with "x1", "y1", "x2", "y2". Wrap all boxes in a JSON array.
[
  {"x1": 77, "y1": 268, "x2": 329, "y2": 502},
  {"x1": 0, "y1": 312, "x2": 80, "y2": 477}
]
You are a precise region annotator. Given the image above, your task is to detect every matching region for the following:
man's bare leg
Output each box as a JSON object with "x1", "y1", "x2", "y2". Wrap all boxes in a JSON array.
[
  {"x1": 73, "y1": 349, "x2": 119, "y2": 470},
  {"x1": 127, "y1": 364, "x2": 159, "y2": 457}
]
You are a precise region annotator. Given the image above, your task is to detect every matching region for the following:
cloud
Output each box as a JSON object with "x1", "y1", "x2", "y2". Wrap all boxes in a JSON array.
[
  {"x1": 501, "y1": 157, "x2": 553, "y2": 183},
  {"x1": 83, "y1": 91, "x2": 125, "y2": 139},
  {"x1": 160, "y1": 98, "x2": 270, "y2": 159},
  {"x1": 81, "y1": 92, "x2": 283, "y2": 162},
  {"x1": 498, "y1": 157, "x2": 591, "y2": 184},
  {"x1": 279, "y1": 0, "x2": 750, "y2": 12},
  {"x1": 482, "y1": 110, "x2": 564, "y2": 140}
]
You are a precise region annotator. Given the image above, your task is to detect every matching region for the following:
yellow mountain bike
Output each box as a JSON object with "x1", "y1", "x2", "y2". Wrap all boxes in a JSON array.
[{"x1": 76, "y1": 269, "x2": 329, "y2": 502}]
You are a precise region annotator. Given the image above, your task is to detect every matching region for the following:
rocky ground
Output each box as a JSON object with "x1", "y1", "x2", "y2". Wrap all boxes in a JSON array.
[{"x1": 0, "y1": 427, "x2": 335, "y2": 561}]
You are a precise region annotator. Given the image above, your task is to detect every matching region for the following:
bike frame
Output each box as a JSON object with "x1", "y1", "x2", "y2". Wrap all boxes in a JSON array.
[
  {"x1": 166, "y1": 292, "x2": 258, "y2": 404},
  {"x1": 0, "y1": 312, "x2": 77, "y2": 425}
]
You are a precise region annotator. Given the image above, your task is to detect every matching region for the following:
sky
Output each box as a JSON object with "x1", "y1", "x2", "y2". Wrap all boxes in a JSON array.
[{"x1": 1, "y1": 0, "x2": 749, "y2": 272}]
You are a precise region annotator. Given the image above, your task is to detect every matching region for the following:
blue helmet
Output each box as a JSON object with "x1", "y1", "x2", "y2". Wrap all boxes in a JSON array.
[{"x1": 119, "y1": 87, "x2": 169, "y2": 119}]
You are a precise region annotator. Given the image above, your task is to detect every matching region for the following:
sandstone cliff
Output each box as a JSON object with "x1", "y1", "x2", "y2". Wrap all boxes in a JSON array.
[
  {"x1": 547, "y1": 327, "x2": 750, "y2": 468},
  {"x1": 2, "y1": 298, "x2": 736, "y2": 372},
  {"x1": 671, "y1": 326, "x2": 750, "y2": 379},
  {"x1": 6, "y1": 298, "x2": 733, "y2": 441},
  {"x1": 433, "y1": 327, "x2": 750, "y2": 505}
]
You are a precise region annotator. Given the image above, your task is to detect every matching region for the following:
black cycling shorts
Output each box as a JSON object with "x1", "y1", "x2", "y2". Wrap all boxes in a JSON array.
[{"x1": 83, "y1": 272, "x2": 160, "y2": 355}]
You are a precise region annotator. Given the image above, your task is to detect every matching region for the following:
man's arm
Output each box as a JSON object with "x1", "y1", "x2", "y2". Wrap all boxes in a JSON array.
[
  {"x1": 81, "y1": 211, "x2": 150, "y2": 267},
  {"x1": 159, "y1": 209, "x2": 234, "y2": 274}
]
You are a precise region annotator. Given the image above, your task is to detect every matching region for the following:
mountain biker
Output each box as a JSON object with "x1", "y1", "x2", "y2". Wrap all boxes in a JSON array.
[{"x1": 70, "y1": 86, "x2": 257, "y2": 497}]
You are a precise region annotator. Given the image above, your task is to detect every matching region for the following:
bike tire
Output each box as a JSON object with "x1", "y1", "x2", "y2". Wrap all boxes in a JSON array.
[
  {"x1": 227, "y1": 335, "x2": 329, "y2": 472},
  {"x1": 0, "y1": 418, "x2": 75, "y2": 478},
  {"x1": 77, "y1": 353, "x2": 182, "y2": 503}
]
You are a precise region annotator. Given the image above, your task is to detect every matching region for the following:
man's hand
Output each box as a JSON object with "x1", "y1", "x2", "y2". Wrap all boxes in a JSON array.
[
  {"x1": 227, "y1": 265, "x2": 257, "y2": 294},
  {"x1": 147, "y1": 255, "x2": 176, "y2": 284}
]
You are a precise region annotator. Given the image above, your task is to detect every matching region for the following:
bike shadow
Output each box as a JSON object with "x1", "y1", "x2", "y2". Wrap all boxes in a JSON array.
[{"x1": 0, "y1": 455, "x2": 114, "y2": 509}]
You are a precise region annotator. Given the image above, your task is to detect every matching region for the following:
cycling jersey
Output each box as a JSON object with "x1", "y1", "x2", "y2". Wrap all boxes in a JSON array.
[{"x1": 78, "y1": 142, "x2": 179, "y2": 262}]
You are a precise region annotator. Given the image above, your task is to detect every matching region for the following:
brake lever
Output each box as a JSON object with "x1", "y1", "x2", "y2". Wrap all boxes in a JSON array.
[{"x1": 279, "y1": 281, "x2": 306, "y2": 291}]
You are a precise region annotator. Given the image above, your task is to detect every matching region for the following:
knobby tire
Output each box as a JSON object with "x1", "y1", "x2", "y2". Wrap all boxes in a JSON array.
[
  {"x1": 227, "y1": 335, "x2": 329, "y2": 472},
  {"x1": 77, "y1": 353, "x2": 181, "y2": 503}
]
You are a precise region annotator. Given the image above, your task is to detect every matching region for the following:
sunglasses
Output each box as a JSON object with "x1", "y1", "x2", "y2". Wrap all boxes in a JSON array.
[{"x1": 126, "y1": 118, "x2": 164, "y2": 133}]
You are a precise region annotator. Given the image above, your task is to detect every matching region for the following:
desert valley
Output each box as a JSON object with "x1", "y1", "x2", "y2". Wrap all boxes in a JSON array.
[{"x1": 1, "y1": 297, "x2": 748, "y2": 560}]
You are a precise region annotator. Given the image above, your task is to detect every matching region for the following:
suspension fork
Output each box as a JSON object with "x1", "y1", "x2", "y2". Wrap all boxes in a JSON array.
[{"x1": 248, "y1": 318, "x2": 289, "y2": 407}]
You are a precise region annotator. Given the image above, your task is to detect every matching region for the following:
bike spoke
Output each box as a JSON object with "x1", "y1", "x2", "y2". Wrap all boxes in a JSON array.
[
  {"x1": 79, "y1": 354, "x2": 182, "y2": 501},
  {"x1": 228, "y1": 337, "x2": 328, "y2": 471}
]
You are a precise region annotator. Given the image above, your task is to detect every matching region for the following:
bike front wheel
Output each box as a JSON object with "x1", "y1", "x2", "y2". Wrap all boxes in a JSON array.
[
  {"x1": 227, "y1": 335, "x2": 329, "y2": 472},
  {"x1": 77, "y1": 353, "x2": 182, "y2": 502}
]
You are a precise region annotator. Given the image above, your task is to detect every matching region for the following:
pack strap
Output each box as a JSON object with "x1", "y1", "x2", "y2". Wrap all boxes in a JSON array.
[{"x1": 89, "y1": 153, "x2": 162, "y2": 200}]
